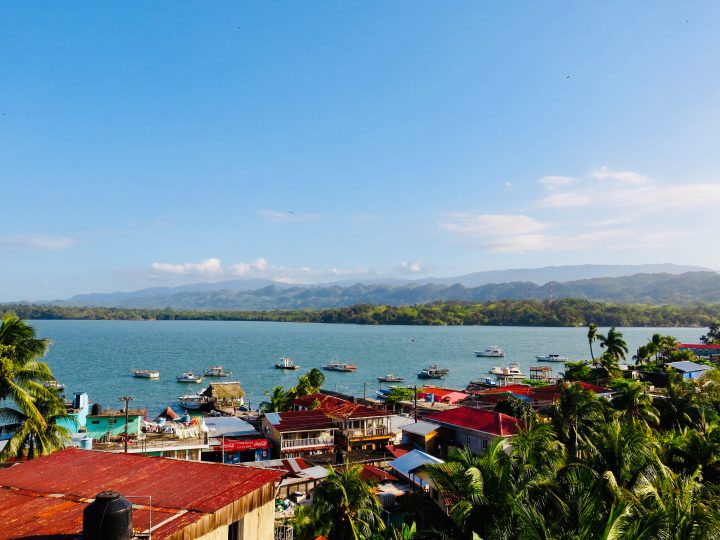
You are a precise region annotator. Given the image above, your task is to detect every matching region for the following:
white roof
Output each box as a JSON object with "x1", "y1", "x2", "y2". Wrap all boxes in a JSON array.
[
  {"x1": 666, "y1": 361, "x2": 712, "y2": 373},
  {"x1": 204, "y1": 416, "x2": 259, "y2": 437},
  {"x1": 388, "y1": 415, "x2": 416, "y2": 433}
]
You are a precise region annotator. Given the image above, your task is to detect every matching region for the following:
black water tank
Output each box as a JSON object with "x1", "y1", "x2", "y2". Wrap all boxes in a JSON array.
[
  {"x1": 83, "y1": 491, "x2": 133, "y2": 540},
  {"x1": 336, "y1": 448, "x2": 346, "y2": 465},
  {"x1": 91, "y1": 403, "x2": 102, "y2": 416}
]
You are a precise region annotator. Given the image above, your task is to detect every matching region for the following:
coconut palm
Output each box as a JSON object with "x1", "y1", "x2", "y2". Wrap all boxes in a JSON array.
[
  {"x1": 295, "y1": 367, "x2": 325, "y2": 397},
  {"x1": 550, "y1": 382, "x2": 604, "y2": 461},
  {"x1": 260, "y1": 385, "x2": 289, "y2": 412},
  {"x1": 311, "y1": 462, "x2": 384, "y2": 540},
  {"x1": 610, "y1": 379, "x2": 659, "y2": 426},
  {"x1": 588, "y1": 323, "x2": 598, "y2": 363},
  {"x1": 597, "y1": 327, "x2": 629, "y2": 361},
  {"x1": 510, "y1": 418, "x2": 565, "y2": 489}
]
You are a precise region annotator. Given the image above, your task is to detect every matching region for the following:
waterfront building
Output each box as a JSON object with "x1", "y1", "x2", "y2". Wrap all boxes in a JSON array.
[
  {"x1": 85, "y1": 406, "x2": 146, "y2": 441},
  {"x1": 261, "y1": 410, "x2": 337, "y2": 458},
  {"x1": 675, "y1": 343, "x2": 720, "y2": 359},
  {"x1": 400, "y1": 420, "x2": 441, "y2": 455},
  {"x1": 417, "y1": 386, "x2": 468, "y2": 405},
  {"x1": 57, "y1": 391, "x2": 89, "y2": 433},
  {"x1": 203, "y1": 415, "x2": 271, "y2": 464},
  {"x1": 666, "y1": 360, "x2": 713, "y2": 380},
  {"x1": 0, "y1": 447, "x2": 283, "y2": 539},
  {"x1": 424, "y1": 406, "x2": 520, "y2": 455}
]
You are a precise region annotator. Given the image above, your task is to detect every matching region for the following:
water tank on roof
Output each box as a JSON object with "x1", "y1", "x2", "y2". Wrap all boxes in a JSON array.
[
  {"x1": 91, "y1": 403, "x2": 102, "y2": 416},
  {"x1": 83, "y1": 491, "x2": 133, "y2": 540},
  {"x1": 79, "y1": 436, "x2": 93, "y2": 450}
]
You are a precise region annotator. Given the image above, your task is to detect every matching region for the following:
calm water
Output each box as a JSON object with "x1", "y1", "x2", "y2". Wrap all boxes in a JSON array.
[{"x1": 32, "y1": 320, "x2": 704, "y2": 415}]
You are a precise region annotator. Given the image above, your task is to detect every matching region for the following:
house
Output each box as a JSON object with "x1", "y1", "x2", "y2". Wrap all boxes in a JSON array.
[
  {"x1": 202, "y1": 381, "x2": 246, "y2": 410},
  {"x1": 400, "y1": 420, "x2": 441, "y2": 454},
  {"x1": 388, "y1": 414, "x2": 417, "y2": 444},
  {"x1": 388, "y1": 449, "x2": 444, "y2": 491},
  {"x1": 666, "y1": 360, "x2": 713, "y2": 380},
  {"x1": 417, "y1": 386, "x2": 468, "y2": 405},
  {"x1": 241, "y1": 457, "x2": 330, "y2": 499},
  {"x1": 203, "y1": 416, "x2": 271, "y2": 464},
  {"x1": 261, "y1": 410, "x2": 337, "y2": 458},
  {"x1": 676, "y1": 343, "x2": 720, "y2": 359},
  {"x1": 84, "y1": 406, "x2": 146, "y2": 441},
  {"x1": 425, "y1": 406, "x2": 520, "y2": 455},
  {"x1": 0, "y1": 447, "x2": 283, "y2": 539},
  {"x1": 57, "y1": 392, "x2": 89, "y2": 433},
  {"x1": 293, "y1": 393, "x2": 394, "y2": 451},
  {"x1": 470, "y1": 382, "x2": 612, "y2": 408}
]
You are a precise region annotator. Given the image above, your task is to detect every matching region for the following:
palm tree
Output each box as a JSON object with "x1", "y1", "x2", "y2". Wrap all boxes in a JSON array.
[
  {"x1": 509, "y1": 418, "x2": 565, "y2": 490},
  {"x1": 588, "y1": 323, "x2": 598, "y2": 363},
  {"x1": 610, "y1": 379, "x2": 659, "y2": 426},
  {"x1": 550, "y1": 383, "x2": 604, "y2": 461},
  {"x1": 260, "y1": 385, "x2": 289, "y2": 412},
  {"x1": 597, "y1": 327, "x2": 629, "y2": 361},
  {"x1": 311, "y1": 463, "x2": 385, "y2": 540},
  {"x1": 295, "y1": 367, "x2": 326, "y2": 397}
]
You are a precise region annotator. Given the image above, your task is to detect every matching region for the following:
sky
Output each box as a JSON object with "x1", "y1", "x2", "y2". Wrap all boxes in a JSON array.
[{"x1": 1, "y1": 1, "x2": 720, "y2": 301}]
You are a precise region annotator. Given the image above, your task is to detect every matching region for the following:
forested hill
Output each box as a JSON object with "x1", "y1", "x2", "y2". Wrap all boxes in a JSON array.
[
  {"x1": 4, "y1": 299, "x2": 720, "y2": 327},
  {"x1": 56, "y1": 271, "x2": 720, "y2": 310}
]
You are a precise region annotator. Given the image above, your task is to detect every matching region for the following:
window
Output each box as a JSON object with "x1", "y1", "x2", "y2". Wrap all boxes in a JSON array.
[
  {"x1": 91, "y1": 420, "x2": 100, "y2": 425},
  {"x1": 481, "y1": 439, "x2": 488, "y2": 450}
]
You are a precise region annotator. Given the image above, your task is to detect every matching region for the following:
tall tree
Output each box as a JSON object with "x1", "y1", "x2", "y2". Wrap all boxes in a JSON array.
[
  {"x1": 588, "y1": 323, "x2": 598, "y2": 363},
  {"x1": 597, "y1": 327, "x2": 629, "y2": 361},
  {"x1": 260, "y1": 385, "x2": 289, "y2": 412},
  {"x1": 700, "y1": 321, "x2": 720, "y2": 345}
]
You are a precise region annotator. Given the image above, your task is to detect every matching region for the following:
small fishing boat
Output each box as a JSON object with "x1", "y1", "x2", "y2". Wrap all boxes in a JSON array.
[
  {"x1": 323, "y1": 361, "x2": 358, "y2": 372},
  {"x1": 417, "y1": 367, "x2": 446, "y2": 379},
  {"x1": 275, "y1": 357, "x2": 300, "y2": 370},
  {"x1": 535, "y1": 354, "x2": 568, "y2": 363},
  {"x1": 132, "y1": 369, "x2": 160, "y2": 379},
  {"x1": 475, "y1": 346, "x2": 505, "y2": 358},
  {"x1": 43, "y1": 380, "x2": 66, "y2": 391},
  {"x1": 178, "y1": 392, "x2": 209, "y2": 410},
  {"x1": 378, "y1": 373, "x2": 405, "y2": 383},
  {"x1": 427, "y1": 364, "x2": 450, "y2": 375},
  {"x1": 176, "y1": 371, "x2": 204, "y2": 383},
  {"x1": 203, "y1": 365, "x2": 232, "y2": 377}
]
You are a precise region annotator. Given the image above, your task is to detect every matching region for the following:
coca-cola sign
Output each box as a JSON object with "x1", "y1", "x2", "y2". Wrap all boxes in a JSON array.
[{"x1": 221, "y1": 438, "x2": 271, "y2": 452}]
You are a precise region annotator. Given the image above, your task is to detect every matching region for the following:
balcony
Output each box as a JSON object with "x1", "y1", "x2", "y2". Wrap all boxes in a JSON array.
[
  {"x1": 344, "y1": 426, "x2": 389, "y2": 440},
  {"x1": 281, "y1": 435, "x2": 334, "y2": 450}
]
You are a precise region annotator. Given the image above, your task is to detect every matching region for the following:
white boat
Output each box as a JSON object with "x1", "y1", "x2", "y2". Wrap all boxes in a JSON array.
[
  {"x1": 489, "y1": 363, "x2": 524, "y2": 378},
  {"x1": 43, "y1": 380, "x2": 66, "y2": 391},
  {"x1": 475, "y1": 346, "x2": 505, "y2": 358},
  {"x1": 378, "y1": 373, "x2": 405, "y2": 383},
  {"x1": 275, "y1": 357, "x2": 300, "y2": 370},
  {"x1": 178, "y1": 392, "x2": 208, "y2": 410},
  {"x1": 132, "y1": 369, "x2": 160, "y2": 379},
  {"x1": 176, "y1": 371, "x2": 204, "y2": 383},
  {"x1": 203, "y1": 365, "x2": 232, "y2": 377},
  {"x1": 535, "y1": 354, "x2": 569, "y2": 363},
  {"x1": 323, "y1": 361, "x2": 358, "y2": 372}
]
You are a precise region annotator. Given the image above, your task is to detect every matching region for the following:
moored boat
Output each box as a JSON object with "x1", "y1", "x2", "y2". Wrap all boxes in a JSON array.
[
  {"x1": 275, "y1": 357, "x2": 300, "y2": 370},
  {"x1": 378, "y1": 373, "x2": 405, "y2": 383},
  {"x1": 176, "y1": 371, "x2": 204, "y2": 383},
  {"x1": 489, "y1": 363, "x2": 523, "y2": 377},
  {"x1": 323, "y1": 361, "x2": 358, "y2": 372},
  {"x1": 203, "y1": 365, "x2": 232, "y2": 377},
  {"x1": 475, "y1": 346, "x2": 505, "y2": 358},
  {"x1": 417, "y1": 367, "x2": 446, "y2": 379},
  {"x1": 43, "y1": 380, "x2": 66, "y2": 391},
  {"x1": 535, "y1": 354, "x2": 568, "y2": 363},
  {"x1": 178, "y1": 392, "x2": 209, "y2": 410},
  {"x1": 132, "y1": 369, "x2": 160, "y2": 379}
]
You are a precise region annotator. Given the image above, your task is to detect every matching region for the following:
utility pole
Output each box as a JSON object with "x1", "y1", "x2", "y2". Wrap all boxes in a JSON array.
[
  {"x1": 363, "y1": 381, "x2": 367, "y2": 401},
  {"x1": 413, "y1": 385, "x2": 417, "y2": 423},
  {"x1": 119, "y1": 396, "x2": 133, "y2": 453}
]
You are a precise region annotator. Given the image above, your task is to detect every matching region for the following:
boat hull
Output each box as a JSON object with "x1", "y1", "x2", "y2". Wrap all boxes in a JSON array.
[{"x1": 275, "y1": 365, "x2": 300, "y2": 370}]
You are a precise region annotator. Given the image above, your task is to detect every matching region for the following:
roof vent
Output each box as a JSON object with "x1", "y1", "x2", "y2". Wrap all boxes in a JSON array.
[{"x1": 83, "y1": 491, "x2": 133, "y2": 540}]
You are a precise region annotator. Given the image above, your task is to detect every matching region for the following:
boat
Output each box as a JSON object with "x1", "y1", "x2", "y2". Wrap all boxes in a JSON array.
[
  {"x1": 489, "y1": 363, "x2": 523, "y2": 377},
  {"x1": 132, "y1": 369, "x2": 160, "y2": 379},
  {"x1": 43, "y1": 380, "x2": 65, "y2": 391},
  {"x1": 489, "y1": 366, "x2": 504, "y2": 375},
  {"x1": 427, "y1": 364, "x2": 450, "y2": 375},
  {"x1": 203, "y1": 365, "x2": 232, "y2": 377},
  {"x1": 275, "y1": 357, "x2": 300, "y2": 370},
  {"x1": 178, "y1": 392, "x2": 209, "y2": 410},
  {"x1": 535, "y1": 354, "x2": 569, "y2": 363},
  {"x1": 377, "y1": 373, "x2": 405, "y2": 383},
  {"x1": 475, "y1": 345, "x2": 505, "y2": 358},
  {"x1": 176, "y1": 371, "x2": 204, "y2": 383},
  {"x1": 417, "y1": 367, "x2": 446, "y2": 379},
  {"x1": 323, "y1": 361, "x2": 358, "y2": 372}
]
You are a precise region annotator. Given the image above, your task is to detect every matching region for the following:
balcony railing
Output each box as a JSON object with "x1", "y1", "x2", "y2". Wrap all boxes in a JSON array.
[
  {"x1": 344, "y1": 426, "x2": 389, "y2": 439},
  {"x1": 281, "y1": 436, "x2": 334, "y2": 449}
]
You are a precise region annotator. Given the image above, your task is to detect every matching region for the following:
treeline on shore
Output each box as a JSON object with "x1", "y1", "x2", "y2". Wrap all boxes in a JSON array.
[{"x1": 3, "y1": 299, "x2": 720, "y2": 327}]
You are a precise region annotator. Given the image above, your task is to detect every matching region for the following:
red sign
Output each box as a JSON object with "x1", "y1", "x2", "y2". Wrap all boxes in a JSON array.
[{"x1": 221, "y1": 439, "x2": 270, "y2": 452}]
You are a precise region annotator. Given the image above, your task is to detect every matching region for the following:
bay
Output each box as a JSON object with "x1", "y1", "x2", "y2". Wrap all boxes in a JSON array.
[{"x1": 31, "y1": 320, "x2": 704, "y2": 415}]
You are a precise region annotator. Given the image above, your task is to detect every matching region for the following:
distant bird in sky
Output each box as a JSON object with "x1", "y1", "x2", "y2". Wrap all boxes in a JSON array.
[
  {"x1": 566, "y1": 75, "x2": 571, "y2": 79},
  {"x1": 288, "y1": 210, "x2": 295, "y2": 215}
]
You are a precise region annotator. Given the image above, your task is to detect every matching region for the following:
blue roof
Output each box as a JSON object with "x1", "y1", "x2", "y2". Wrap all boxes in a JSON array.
[
  {"x1": 389, "y1": 449, "x2": 443, "y2": 488},
  {"x1": 666, "y1": 361, "x2": 712, "y2": 373}
]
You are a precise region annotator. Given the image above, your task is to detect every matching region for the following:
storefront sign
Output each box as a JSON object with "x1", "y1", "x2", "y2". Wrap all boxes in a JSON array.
[{"x1": 221, "y1": 438, "x2": 270, "y2": 452}]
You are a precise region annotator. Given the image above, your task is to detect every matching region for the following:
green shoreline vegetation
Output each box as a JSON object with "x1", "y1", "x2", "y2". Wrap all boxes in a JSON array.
[{"x1": 3, "y1": 299, "x2": 720, "y2": 327}]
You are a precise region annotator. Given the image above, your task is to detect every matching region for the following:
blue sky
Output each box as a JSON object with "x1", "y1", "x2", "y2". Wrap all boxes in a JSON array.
[{"x1": 2, "y1": 2, "x2": 720, "y2": 300}]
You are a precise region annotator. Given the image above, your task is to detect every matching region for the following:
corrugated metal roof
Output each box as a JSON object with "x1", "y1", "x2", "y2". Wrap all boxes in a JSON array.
[
  {"x1": 269, "y1": 410, "x2": 336, "y2": 433},
  {"x1": 401, "y1": 421, "x2": 439, "y2": 437},
  {"x1": 666, "y1": 361, "x2": 713, "y2": 373},
  {"x1": 0, "y1": 448, "x2": 282, "y2": 539},
  {"x1": 204, "y1": 416, "x2": 259, "y2": 437},
  {"x1": 389, "y1": 450, "x2": 443, "y2": 484},
  {"x1": 425, "y1": 407, "x2": 521, "y2": 436}
]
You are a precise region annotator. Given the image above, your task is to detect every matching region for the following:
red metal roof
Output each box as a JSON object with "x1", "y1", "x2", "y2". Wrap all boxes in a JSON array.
[
  {"x1": 361, "y1": 464, "x2": 398, "y2": 483},
  {"x1": 293, "y1": 393, "x2": 391, "y2": 419},
  {"x1": 385, "y1": 443, "x2": 413, "y2": 458},
  {"x1": 425, "y1": 406, "x2": 521, "y2": 436},
  {"x1": 271, "y1": 410, "x2": 337, "y2": 433},
  {"x1": 418, "y1": 386, "x2": 468, "y2": 404},
  {"x1": 677, "y1": 343, "x2": 720, "y2": 350},
  {"x1": 0, "y1": 448, "x2": 282, "y2": 539}
]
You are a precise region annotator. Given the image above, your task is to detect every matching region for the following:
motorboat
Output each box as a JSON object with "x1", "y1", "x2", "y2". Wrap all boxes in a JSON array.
[
  {"x1": 176, "y1": 371, "x2": 204, "y2": 383},
  {"x1": 132, "y1": 369, "x2": 160, "y2": 379},
  {"x1": 535, "y1": 354, "x2": 569, "y2": 363},
  {"x1": 203, "y1": 365, "x2": 232, "y2": 377},
  {"x1": 489, "y1": 363, "x2": 523, "y2": 377},
  {"x1": 417, "y1": 367, "x2": 446, "y2": 379},
  {"x1": 178, "y1": 392, "x2": 209, "y2": 410},
  {"x1": 475, "y1": 346, "x2": 505, "y2": 358},
  {"x1": 377, "y1": 373, "x2": 405, "y2": 383},
  {"x1": 275, "y1": 357, "x2": 300, "y2": 370},
  {"x1": 323, "y1": 361, "x2": 358, "y2": 372},
  {"x1": 427, "y1": 364, "x2": 450, "y2": 375},
  {"x1": 43, "y1": 380, "x2": 65, "y2": 391},
  {"x1": 489, "y1": 366, "x2": 504, "y2": 375}
]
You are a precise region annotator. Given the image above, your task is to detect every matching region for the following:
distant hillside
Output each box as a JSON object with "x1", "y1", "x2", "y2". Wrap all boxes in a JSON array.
[{"x1": 56, "y1": 271, "x2": 720, "y2": 310}]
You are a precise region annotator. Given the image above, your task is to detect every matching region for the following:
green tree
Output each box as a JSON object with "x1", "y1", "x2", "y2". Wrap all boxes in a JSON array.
[
  {"x1": 550, "y1": 382, "x2": 604, "y2": 461},
  {"x1": 700, "y1": 321, "x2": 720, "y2": 345},
  {"x1": 588, "y1": 322, "x2": 598, "y2": 363},
  {"x1": 610, "y1": 379, "x2": 659, "y2": 426},
  {"x1": 260, "y1": 385, "x2": 290, "y2": 412},
  {"x1": 562, "y1": 361, "x2": 593, "y2": 382},
  {"x1": 597, "y1": 327, "x2": 629, "y2": 361}
]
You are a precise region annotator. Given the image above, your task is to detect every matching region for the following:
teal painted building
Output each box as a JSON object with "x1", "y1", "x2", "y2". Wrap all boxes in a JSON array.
[
  {"x1": 85, "y1": 408, "x2": 145, "y2": 441},
  {"x1": 57, "y1": 392, "x2": 89, "y2": 434}
]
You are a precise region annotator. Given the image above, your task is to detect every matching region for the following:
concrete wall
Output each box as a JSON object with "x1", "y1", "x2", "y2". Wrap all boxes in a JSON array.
[{"x1": 85, "y1": 415, "x2": 141, "y2": 440}]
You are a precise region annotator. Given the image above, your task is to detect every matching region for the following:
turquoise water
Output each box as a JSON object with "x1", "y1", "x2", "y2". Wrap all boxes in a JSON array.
[{"x1": 32, "y1": 320, "x2": 704, "y2": 415}]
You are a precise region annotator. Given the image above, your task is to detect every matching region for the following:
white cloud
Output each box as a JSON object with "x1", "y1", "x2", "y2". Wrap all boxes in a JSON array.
[
  {"x1": 537, "y1": 191, "x2": 593, "y2": 208},
  {"x1": 589, "y1": 166, "x2": 649, "y2": 184},
  {"x1": 232, "y1": 258, "x2": 268, "y2": 276},
  {"x1": 538, "y1": 175, "x2": 575, "y2": 190},
  {"x1": 504, "y1": 181, "x2": 513, "y2": 188},
  {"x1": 439, "y1": 213, "x2": 547, "y2": 237},
  {"x1": 151, "y1": 258, "x2": 223, "y2": 276},
  {"x1": 0, "y1": 235, "x2": 76, "y2": 251},
  {"x1": 259, "y1": 210, "x2": 322, "y2": 223},
  {"x1": 397, "y1": 260, "x2": 425, "y2": 274}
]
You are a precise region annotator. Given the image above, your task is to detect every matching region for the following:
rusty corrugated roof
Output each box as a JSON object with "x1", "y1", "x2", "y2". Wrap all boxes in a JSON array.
[{"x1": 0, "y1": 448, "x2": 282, "y2": 539}]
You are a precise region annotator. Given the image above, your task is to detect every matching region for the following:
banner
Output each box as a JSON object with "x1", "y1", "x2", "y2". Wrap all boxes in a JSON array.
[{"x1": 221, "y1": 439, "x2": 271, "y2": 452}]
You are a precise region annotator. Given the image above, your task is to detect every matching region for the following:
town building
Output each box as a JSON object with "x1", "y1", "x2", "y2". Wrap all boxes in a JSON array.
[
  {"x1": 417, "y1": 386, "x2": 468, "y2": 405},
  {"x1": 666, "y1": 360, "x2": 713, "y2": 380},
  {"x1": 400, "y1": 420, "x2": 441, "y2": 455},
  {"x1": 424, "y1": 406, "x2": 520, "y2": 455},
  {"x1": 261, "y1": 410, "x2": 337, "y2": 458},
  {"x1": 203, "y1": 416, "x2": 271, "y2": 464},
  {"x1": 0, "y1": 447, "x2": 283, "y2": 539},
  {"x1": 676, "y1": 343, "x2": 720, "y2": 359}
]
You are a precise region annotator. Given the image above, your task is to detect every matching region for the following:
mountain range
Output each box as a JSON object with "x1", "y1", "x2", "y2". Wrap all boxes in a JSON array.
[{"x1": 50, "y1": 264, "x2": 720, "y2": 310}]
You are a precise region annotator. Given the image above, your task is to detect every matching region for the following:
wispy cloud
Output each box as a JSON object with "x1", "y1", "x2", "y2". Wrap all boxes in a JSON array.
[
  {"x1": 232, "y1": 258, "x2": 268, "y2": 276},
  {"x1": 151, "y1": 258, "x2": 223, "y2": 276},
  {"x1": 258, "y1": 210, "x2": 322, "y2": 223},
  {"x1": 589, "y1": 166, "x2": 649, "y2": 185},
  {"x1": 538, "y1": 175, "x2": 575, "y2": 190},
  {"x1": 440, "y1": 214, "x2": 547, "y2": 237},
  {"x1": 0, "y1": 235, "x2": 76, "y2": 251},
  {"x1": 396, "y1": 260, "x2": 426, "y2": 274}
]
